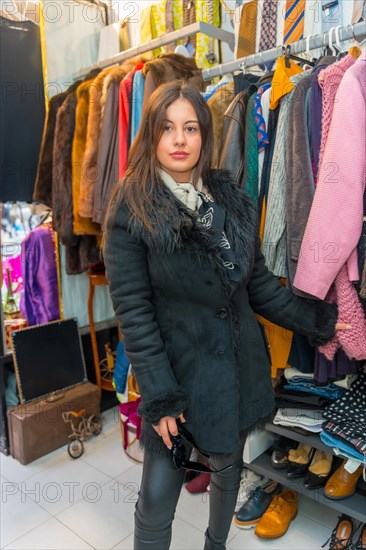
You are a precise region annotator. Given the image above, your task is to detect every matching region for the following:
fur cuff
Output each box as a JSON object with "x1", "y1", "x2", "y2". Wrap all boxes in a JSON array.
[
  {"x1": 138, "y1": 388, "x2": 188, "y2": 425},
  {"x1": 308, "y1": 302, "x2": 338, "y2": 347}
]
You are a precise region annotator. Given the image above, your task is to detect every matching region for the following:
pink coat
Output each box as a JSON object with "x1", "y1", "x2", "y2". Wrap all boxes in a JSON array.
[{"x1": 294, "y1": 53, "x2": 366, "y2": 299}]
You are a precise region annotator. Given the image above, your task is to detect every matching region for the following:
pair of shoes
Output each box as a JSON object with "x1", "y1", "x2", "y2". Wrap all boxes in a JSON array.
[
  {"x1": 304, "y1": 449, "x2": 333, "y2": 490},
  {"x1": 354, "y1": 524, "x2": 366, "y2": 549},
  {"x1": 271, "y1": 436, "x2": 295, "y2": 470},
  {"x1": 234, "y1": 481, "x2": 280, "y2": 529},
  {"x1": 324, "y1": 460, "x2": 363, "y2": 500},
  {"x1": 234, "y1": 468, "x2": 268, "y2": 512},
  {"x1": 321, "y1": 515, "x2": 355, "y2": 549},
  {"x1": 255, "y1": 489, "x2": 298, "y2": 539},
  {"x1": 186, "y1": 470, "x2": 211, "y2": 494},
  {"x1": 287, "y1": 443, "x2": 316, "y2": 478}
]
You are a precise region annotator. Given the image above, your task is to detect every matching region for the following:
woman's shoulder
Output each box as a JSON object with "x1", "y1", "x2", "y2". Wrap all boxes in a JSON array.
[{"x1": 205, "y1": 169, "x2": 257, "y2": 211}]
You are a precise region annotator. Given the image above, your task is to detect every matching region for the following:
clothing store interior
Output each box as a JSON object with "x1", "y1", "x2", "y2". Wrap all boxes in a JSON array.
[{"x1": 1, "y1": 0, "x2": 366, "y2": 548}]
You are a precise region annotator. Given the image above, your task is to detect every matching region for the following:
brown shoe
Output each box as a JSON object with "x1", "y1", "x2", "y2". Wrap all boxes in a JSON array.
[
  {"x1": 255, "y1": 489, "x2": 298, "y2": 539},
  {"x1": 324, "y1": 460, "x2": 363, "y2": 500}
]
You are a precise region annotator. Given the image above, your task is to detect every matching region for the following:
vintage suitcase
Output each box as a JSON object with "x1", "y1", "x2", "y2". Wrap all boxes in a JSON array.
[
  {"x1": 7, "y1": 381, "x2": 101, "y2": 465},
  {"x1": 7, "y1": 318, "x2": 101, "y2": 464}
]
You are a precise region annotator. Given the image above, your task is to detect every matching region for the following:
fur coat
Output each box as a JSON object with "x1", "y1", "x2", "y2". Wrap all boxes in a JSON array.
[
  {"x1": 104, "y1": 169, "x2": 338, "y2": 456},
  {"x1": 72, "y1": 79, "x2": 101, "y2": 236}
]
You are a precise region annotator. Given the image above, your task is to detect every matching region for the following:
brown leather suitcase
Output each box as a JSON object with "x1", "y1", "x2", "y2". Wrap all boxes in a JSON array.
[{"x1": 7, "y1": 382, "x2": 101, "y2": 465}]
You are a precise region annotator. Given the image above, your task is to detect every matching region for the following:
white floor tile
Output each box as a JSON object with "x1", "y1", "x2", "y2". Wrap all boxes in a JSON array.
[
  {"x1": 1, "y1": 481, "x2": 52, "y2": 548},
  {"x1": 229, "y1": 513, "x2": 331, "y2": 550},
  {"x1": 175, "y1": 486, "x2": 210, "y2": 532},
  {"x1": 3, "y1": 517, "x2": 93, "y2": 549},
  {"x1": 55, "y1": 469, "x2": 142, "y2": 550},
  {"x1": 80, "y1": 429, "x2": 138, "y2": 478},
  {"x1": 100, "y1": 406, "x2": 120, "y2": 438},
  {"x1": 21, "y1": 455, "x2": 113, "y2": 515},
  {"x1": 112, "y1": 517, "x2": 205, "y2": 550},
  {"x1": 0, "y1": 447, "x2": 66, "y2": 484}
]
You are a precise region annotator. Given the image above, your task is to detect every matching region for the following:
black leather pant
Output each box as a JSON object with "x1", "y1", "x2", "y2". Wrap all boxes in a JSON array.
[{"x1": 134, "y1": 438, "x2": 245, "y2": 550}]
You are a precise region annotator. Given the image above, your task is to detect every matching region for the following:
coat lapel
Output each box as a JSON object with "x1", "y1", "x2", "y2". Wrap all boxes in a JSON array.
[{"x1": 128, "y1": 169, "x2": 259, "y2": 294}]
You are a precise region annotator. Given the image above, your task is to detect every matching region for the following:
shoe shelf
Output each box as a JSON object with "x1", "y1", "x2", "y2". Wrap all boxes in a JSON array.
[
  {"x1": 264, "y1": 422, "x2": 332, "y2": 453},
  {"x1": 244, "y1": 424, "x2": 366, "y2": 523}
]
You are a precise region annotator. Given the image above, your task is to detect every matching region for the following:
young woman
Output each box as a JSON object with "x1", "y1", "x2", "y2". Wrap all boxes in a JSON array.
[{"x1": 104, "y1": 81, "x2": 347, "y2": 550}]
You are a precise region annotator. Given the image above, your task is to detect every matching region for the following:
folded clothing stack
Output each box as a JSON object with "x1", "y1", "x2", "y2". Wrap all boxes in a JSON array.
[
  {"x1": 273, "y1": 408, "x2": 324, "y2": 433},
  {"x1": 321, "y1": 368, "x2": 366, "y2": 463}
]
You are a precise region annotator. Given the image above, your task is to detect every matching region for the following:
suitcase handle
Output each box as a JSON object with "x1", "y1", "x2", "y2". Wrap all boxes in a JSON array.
[{"x1": 45, "y1": 391, "x2": 65, "y2": 403}]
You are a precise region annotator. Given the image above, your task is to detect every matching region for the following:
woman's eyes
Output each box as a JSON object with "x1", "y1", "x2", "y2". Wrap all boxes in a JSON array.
[{"x1": 162, "y1": 125, "x2": 199, "y2": 133}]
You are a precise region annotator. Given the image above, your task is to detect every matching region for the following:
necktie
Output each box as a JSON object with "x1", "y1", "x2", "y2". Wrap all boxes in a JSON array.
[
  {"x1": 352, "y1": 0, "x2": 366, "y2": 22},
  {"x1": 165, "y1": 0, "x2": 175, "y2": 53},
  {"x1": 283, "y1": 0, "x2": 305, "y2": 44},
  {"x1": 183, "y1": 0, "x2": 196, "y2": 51},
  {"x1": 236, "y1": 0, "x2": 258, "y2": 59},
  {"x1": 259, "y1": 0, "x2": 277, "y2": 52}
]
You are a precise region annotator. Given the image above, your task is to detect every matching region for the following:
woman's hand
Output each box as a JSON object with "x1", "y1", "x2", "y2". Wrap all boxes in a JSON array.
[
  {"x1": 152, "y1": 413, "x2": 186, "y2": 449},
  {"x1": 335, "y1": 323, "x2": 352, "y2": 331}
]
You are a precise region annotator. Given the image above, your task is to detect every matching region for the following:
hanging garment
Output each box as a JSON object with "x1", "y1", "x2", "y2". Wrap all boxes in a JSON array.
[
  {"x1": 352, "y1": 0, "x2": 366, "y2": 23},
  {"x1": 315, "y1": 348, "x2": 360, "y2": 385},
  {"x1": 270, "y1": 57, "x2": 303, "y2": 110},
  {"x1": 41, "y1": 0, "x2": 105, "y2": 97},
  {"x1": 52, "y1": 85, "x2": 99, "y2": 275},
  {"x1": 219, "y1": 85, "x2": 258, "y2": 187},
  {"x1": 20, "y1": 224, "x2": 60, "y2": 326},
  {"x1": 195, "y1": 0, "x2": 220, "y2": 69},
  {"x1": 318, "y1": 265, "x2": 366, "y2": 361},
  {"x1": 317, "y1": 55, "x2": 356, "y2": 172},
  {"x1": 320, "y1": 0, "x2": 343, "y2": 33},
  {"x1": 257, "y1": 86, "x2": 271, "y2": 186},
  {"x1": 79, "y1": 67, "x2": 114, "y2": 219},
  {"x1": 207, "y1": 82, "x2": 235, "y2": 168},
  {"x1": 236, "y1": 0, "x2": 257, "y2": 58},
  {"x1": 283, "y1": 0, "x2": 305, "y2": 44},
  {"x1": 309, "y1": 56, "x2": 337, "y2": 181},
  {"x1": 285, "y1": 73, "x2": 315, "y2": 296},
  {"x1": 118, "y1": 62, "x2": 144, "y2": 180},
  {"x1": 243, "y1": 91, "x2": 259, "y2": 203},
  {"x1": 151, "y1": 2, "x2": 167, "y2": 58},
  {"x1": 33, "y1": 91, "x2": 68, "y2": 208},
  {"x1": 98, "y1": 22, "x2": 120, "y2": 61},
  {"x1": 130, "y1": 70, "x2": 146, "y2": 144},
  {"x1": 93, "y1": 66, "x2": 129, "y2": 225},
  {"x1": 263, "y1": 72, "x2": 308, "y2": 278},
  {"x1": 294, "y1": 53, "x2": 366, "y2": 299},
  {"x1": 72, "y1": 79, "x2": 101, "y2": 236},
  {"x1": 0, "y1": 17, "x2": 45, "y2": 203}
]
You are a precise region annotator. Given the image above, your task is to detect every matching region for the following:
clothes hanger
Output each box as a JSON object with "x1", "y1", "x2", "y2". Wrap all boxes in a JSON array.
[{"x1": 283, "y1": 44, "x2": 315, "y2": 68}]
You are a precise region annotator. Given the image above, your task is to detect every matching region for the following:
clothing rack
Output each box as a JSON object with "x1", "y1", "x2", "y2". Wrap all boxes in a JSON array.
[
  {"x1": 72, "y1": 21, "x2": 235, "y2": 80},
  {"x1": 202, "y1": 22, "x2": 366, "y2": 80}
]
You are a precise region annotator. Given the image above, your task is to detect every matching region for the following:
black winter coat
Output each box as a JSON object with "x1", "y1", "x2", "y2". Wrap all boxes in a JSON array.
[{"x1": 104, "y1": 170, "x2": 337, "y2": 455}]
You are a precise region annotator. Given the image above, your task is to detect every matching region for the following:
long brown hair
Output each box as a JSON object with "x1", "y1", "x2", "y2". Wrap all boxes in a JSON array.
[{"x1": 115, "y1": 81, "x2": 213, "y2": 233}]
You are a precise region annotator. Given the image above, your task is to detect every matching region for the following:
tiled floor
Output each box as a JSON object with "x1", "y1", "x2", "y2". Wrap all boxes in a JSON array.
[{"x1": 1, "y1": 406, "x2": 338, "y2": 550}]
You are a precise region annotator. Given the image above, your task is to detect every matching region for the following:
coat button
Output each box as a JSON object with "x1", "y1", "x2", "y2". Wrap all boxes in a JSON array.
[
  {"x1": 206, "y1": 281, "x2": 214, "y2": 287},
  {"x1": 216, "y1": 307, "x2": 228, "y2": 319}
]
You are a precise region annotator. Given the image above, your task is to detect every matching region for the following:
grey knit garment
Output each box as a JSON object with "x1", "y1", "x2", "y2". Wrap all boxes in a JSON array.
[{"x1": 262, "y1": 72, "x2": 308, "y2": 277}]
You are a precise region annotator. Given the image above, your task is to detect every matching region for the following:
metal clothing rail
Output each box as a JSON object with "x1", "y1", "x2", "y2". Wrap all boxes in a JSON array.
[
  {"x1": 202, "y1": 21, "x2": 366, "y2": 80},
  {"x1": 73, "y1": 21, "x2": 235, "y2": 80}
]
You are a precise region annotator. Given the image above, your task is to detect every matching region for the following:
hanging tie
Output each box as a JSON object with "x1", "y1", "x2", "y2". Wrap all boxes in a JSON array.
[
  {"x1": 165, "y1": 0, "x2": 175, "y2": 53},
  {"x1": 183, "y1": 0, "x2": 197, "y2": 51},
  {"x1": 258, "y1": 0, "x2": 277, "y2": 70},
  {"x1": 352, "y1": 0, "x2": 365, "y2": 23},
  {"x1": 283, "y1": 0, "x2": 305, "y2": 44},
  {"x1": 236, "y1": 0, "x2": 258, "y2": 58}
]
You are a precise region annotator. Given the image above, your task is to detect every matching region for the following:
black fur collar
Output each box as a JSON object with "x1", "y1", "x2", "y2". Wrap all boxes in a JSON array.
[{"x1": 128, "y1": 169, "x2": 259, "y2": 294}]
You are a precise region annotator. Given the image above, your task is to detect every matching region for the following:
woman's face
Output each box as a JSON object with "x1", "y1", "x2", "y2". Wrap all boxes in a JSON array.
[{"x1": 156, "y1": 98, "x2": 202, "y2": 183}]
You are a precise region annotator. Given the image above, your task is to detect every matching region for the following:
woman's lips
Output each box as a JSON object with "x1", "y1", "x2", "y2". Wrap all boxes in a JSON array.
[{"x1": 170, "y1": 152, "x2": 189, "y2": 159}]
